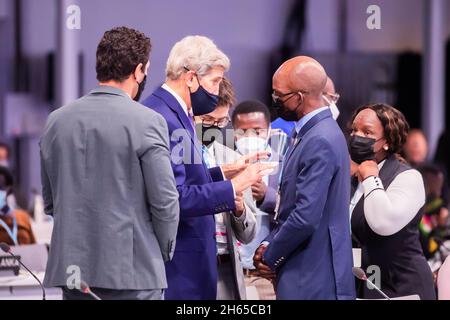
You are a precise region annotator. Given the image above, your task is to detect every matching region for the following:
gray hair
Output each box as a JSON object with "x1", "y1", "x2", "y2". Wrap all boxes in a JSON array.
[{"x1": 166, "y1": 35, "x2": 230, "y2": 80}]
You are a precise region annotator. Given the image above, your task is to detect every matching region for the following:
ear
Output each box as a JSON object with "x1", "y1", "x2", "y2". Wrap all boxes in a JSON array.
[
  {"x1": 134, "y1": 63, "x2": 145, "y2": 83},
  {"x1": 298, "y1": 92, "x2": 305, "y2": 103},
  {"x1": 185, "y1": 70, "x2": 197, "y2": 88}
]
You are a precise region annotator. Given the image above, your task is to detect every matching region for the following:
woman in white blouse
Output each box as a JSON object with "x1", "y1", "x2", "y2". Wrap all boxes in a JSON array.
[{"x1": 349, "y1": 103, "x2": 436, "y2": 300}]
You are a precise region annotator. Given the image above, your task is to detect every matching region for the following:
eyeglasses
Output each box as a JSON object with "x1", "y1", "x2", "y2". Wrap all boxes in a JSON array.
[
  {"x1": 234, "y1": 128, "x2": 270, "y2": 137},
  {"x1": 201, "y1": 117, "x2": 230, "y2": 128},
  {"x1": 271, "y1": 91, "x2": 309, "y2": 105},
  {"x1": 323, "y1": 92, "x2": 340, "y2": 104}
]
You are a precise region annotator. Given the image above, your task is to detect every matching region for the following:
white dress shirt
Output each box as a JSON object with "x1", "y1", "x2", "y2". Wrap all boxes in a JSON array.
[
  {"x1": 162, "y1": 83, "x2": 191, "y2": 118},
  {"x1": 350, "y1": 160, "x2": 426, "y2": 236}
]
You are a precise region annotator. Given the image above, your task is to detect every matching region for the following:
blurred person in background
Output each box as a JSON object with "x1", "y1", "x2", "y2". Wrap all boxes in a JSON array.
[
  {"x1": 435, "y1": 131, "x2": 450, "y2": 182},
  {"x1": 417, "y1": 166, "x2": 450, "y2": 264},
  {"x1": 322, "y1": 76, "x2": 340, "y2": 121},
  {"x1": 403, "y1": 130, "x2": 449, "y2": 268},
  {"x1": 194, "y1": 77, "x2": 258, "y2": 300},
  {"x1": 434, "y1": 131, "x2": 450, "y2": 209},
  {"x1": 349, "y1": 103, "x2": 436, "y2": 300},
  {"x1": 0, "y1": 142, "x2": 11, "y2": 168},
  {"x1": 0, "y1": 166, "x2": 36, "y2": 245},
  {"x1": 403, "y1": 129, "x2": 429, "y2": 167}
]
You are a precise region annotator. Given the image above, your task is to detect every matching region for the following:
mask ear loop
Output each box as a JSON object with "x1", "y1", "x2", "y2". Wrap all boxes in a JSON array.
[
  {"x1": 322, "y1": 94, "x2": 331, "y2": 106},
  {"x1": 183, "y1": 66, "x2": 199, "y2": 93},
  {"x1": 295, "y1": 91, "x2": 304, "y2": 111}
]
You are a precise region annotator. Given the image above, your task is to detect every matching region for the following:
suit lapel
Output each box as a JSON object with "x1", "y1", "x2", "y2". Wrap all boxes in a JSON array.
[
  {"x1": 284, "y1": 109, "x2": 333, "y2": 165},
  {"x1": 153, "y1": 87, "x2": 205, "y2": 163}
]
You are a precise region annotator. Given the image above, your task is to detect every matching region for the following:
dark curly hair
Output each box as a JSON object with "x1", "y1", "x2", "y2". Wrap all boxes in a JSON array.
[
  {"x1": 96, "y1": 26, "x2": 151, "y2": 82},
  {"x1": 349, "y1": 103, "x2": 410, "y2": 156}
]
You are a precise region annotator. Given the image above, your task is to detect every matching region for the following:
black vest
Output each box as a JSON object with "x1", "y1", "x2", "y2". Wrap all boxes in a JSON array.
[{"x1": 351, "y1": 155, "x2": 436, "y2": 300}]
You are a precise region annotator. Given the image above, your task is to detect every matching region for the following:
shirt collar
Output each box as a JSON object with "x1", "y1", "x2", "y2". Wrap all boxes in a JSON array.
[
  {"x1": 161, "y1": 83, "x2": 191, "y2": 117},
  {"x1": 89, "y1": 85, "x2": 130, "y2": 98},
  {"x1": 294, "y1": 106, "x2": 329, "y2": 134}
]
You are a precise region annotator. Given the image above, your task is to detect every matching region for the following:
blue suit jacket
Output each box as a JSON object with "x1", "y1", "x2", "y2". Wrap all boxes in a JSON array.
[
  {"x1": 263, "y1": 109, "x2": 356, "y2": 300},
  {"x1": 142, "y1": 87, "x2": 236, "y2": 300}
]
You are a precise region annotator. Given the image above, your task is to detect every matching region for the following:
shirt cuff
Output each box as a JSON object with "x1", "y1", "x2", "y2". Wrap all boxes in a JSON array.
[
  {"x1": 220, "y1": 166, "x2": 237, "y2": 200},
  {"x1": 362, "y1": 175, "x2": 384, "y2": 198}
]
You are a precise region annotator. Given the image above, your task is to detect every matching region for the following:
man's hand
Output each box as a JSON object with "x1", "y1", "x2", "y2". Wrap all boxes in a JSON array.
[
  {"x1": 221, "y1": 151, "x2": 271, "y2": 180},
  {"x1": 253, "y1": 244, "x2": 276, "y2": 280},
  {"x1": 221, "y1": 163, "x2": 248, "y2": 180},
  {"x1": 358, "y1": 160, "x2": 379, "y2": 181},
  {"x1": 251, "y1": 179, "x2": 267, "y2": 202},
  {"x1": 234, "y1": 192, "x2": 245, "y2": 217},
  {"x1": 231, "y1": 162, "x2": 277, "y2": 194}
]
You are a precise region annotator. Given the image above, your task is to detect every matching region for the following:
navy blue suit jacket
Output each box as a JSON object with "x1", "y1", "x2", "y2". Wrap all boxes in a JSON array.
[
  {"x1": 263, "y1": 109, "x2": 356, "y2": 300},
  {"x1": 142, "y1": 86, "x2": 235, "y2": 300}
]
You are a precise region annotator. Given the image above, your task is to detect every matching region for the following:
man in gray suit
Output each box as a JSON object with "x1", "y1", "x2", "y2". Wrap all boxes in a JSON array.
[{"x1": 40, "y1": 27, "x2": 179, "y2": 300}]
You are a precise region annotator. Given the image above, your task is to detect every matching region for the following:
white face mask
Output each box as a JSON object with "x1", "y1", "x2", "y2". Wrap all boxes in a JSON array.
[
  {"x1": 235, "y1": 136, "x2": 268, "y2": 155},
  {"x1": 323, "y1": 95, "x2": 340, "y2": 120}
]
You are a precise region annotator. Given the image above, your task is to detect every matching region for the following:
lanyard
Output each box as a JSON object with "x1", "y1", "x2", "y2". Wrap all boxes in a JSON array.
[
  {"x1": 0, "y1": 215, "x2": 18, "y2": 245},
  {"x1": 201, "y1": 144, "x2": 212, "y2": 169}
]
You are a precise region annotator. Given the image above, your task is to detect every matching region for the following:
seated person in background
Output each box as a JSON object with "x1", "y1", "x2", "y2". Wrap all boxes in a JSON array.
[{"x1": 0, "y1": 166, "x2": 36, "y2": 245}]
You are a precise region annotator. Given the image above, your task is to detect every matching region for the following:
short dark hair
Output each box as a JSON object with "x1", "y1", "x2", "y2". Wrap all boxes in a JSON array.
[
  {"x1": 231, "y1": 100, "x2": 271, "y2": 126},
  {"x1": 349, "y1": 103, "x2": 410, "y2": 156},
  {"x1": 96, "y1": 26, "x2": 151, "y2": 82}
]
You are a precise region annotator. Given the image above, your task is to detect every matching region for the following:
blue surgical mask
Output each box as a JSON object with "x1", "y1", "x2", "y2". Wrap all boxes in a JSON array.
[{"x1": 188, "y1": 72, "x2": 219, "y2": 116}]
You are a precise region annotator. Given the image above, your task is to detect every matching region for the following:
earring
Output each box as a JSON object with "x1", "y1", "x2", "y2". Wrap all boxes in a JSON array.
[{"x1": 383, "y1": 145, "x2": 389, "y2": 151}]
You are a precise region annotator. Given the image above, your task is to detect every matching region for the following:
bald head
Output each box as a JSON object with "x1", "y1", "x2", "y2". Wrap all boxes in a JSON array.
[{"x1": 273, "y1": 56, "x2": 327, "y2": 99}]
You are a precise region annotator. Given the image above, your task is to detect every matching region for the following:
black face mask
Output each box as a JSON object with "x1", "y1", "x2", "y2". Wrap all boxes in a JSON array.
[
  {"x1": 348, "y1": 135, "x2": 377, "y2": 164},
  {"x1": 189, "y1": 76, "x2": 219, "y2": 116},
  {"x1": 272, "y1": 94, "x2": 302, "y2": 121},
  {"x1": 196, "y1": 124, "x2": 223, "y2": 146},
  {"x1": 133, "y1": 75, "x2": 147, "y2": 102}
]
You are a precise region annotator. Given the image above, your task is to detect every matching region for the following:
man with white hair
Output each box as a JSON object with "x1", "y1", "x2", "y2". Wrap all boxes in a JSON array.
[{"x1": 142, "y1": 36, "x2": 275, "y2": 300}]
